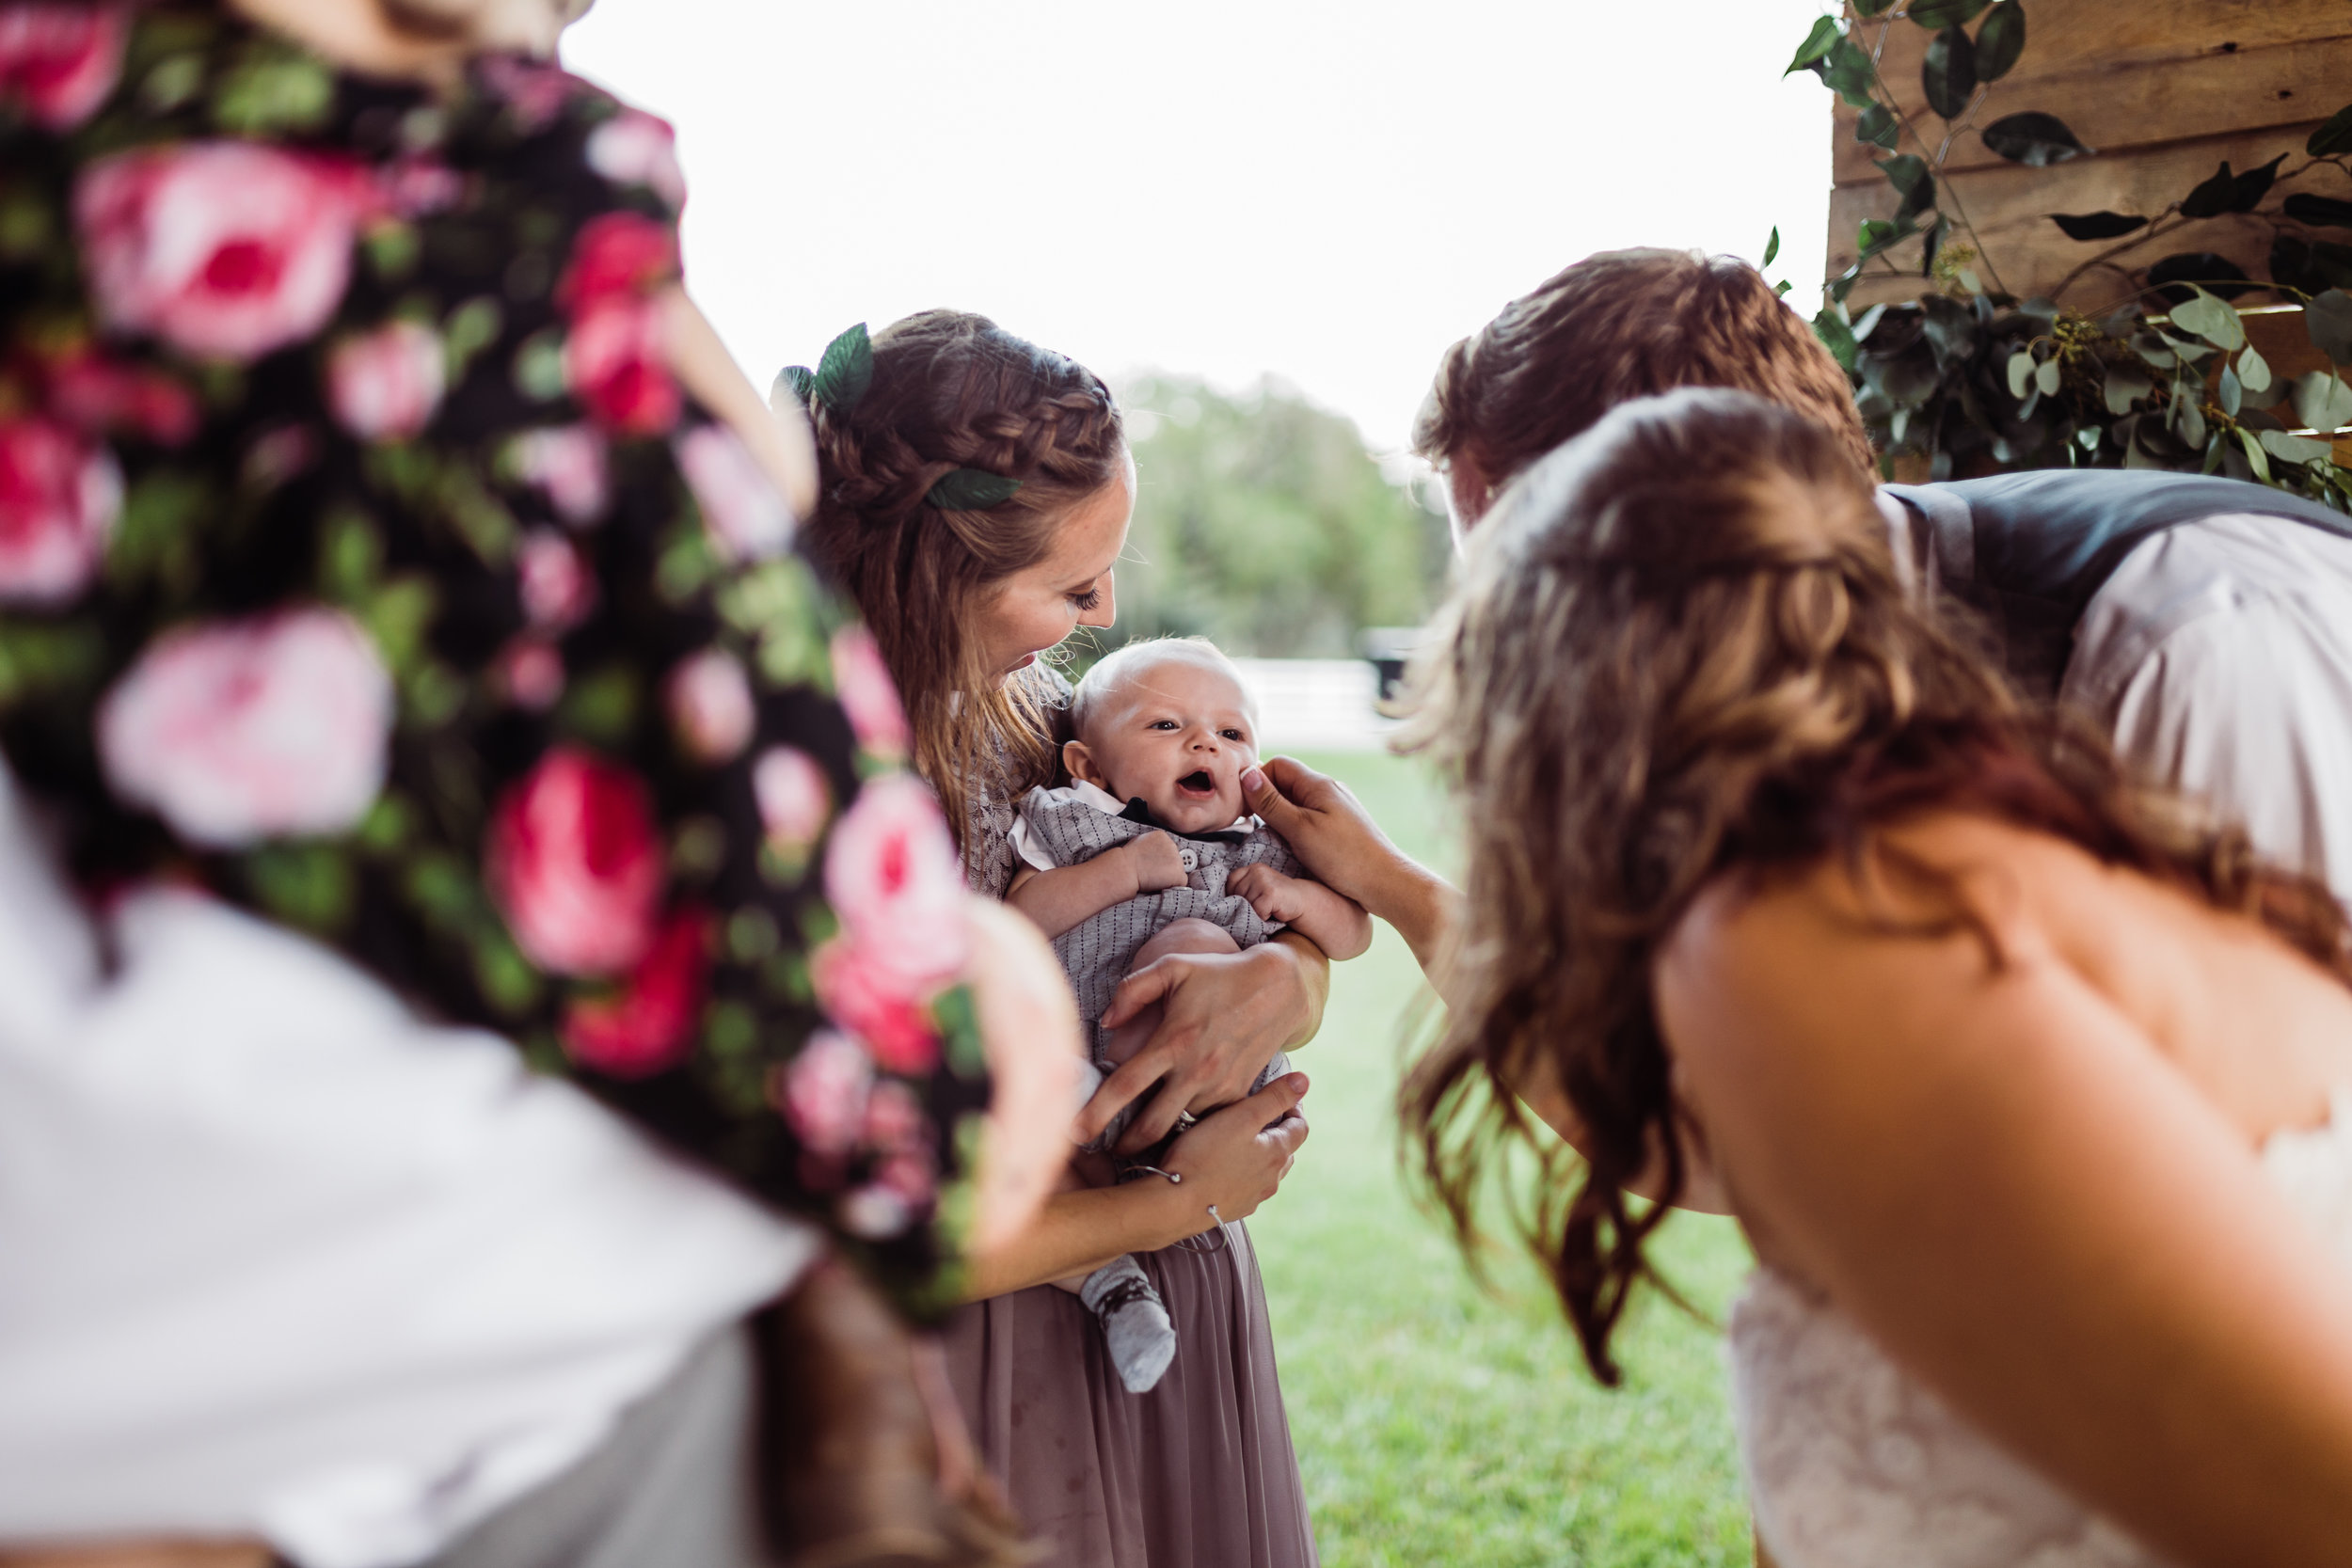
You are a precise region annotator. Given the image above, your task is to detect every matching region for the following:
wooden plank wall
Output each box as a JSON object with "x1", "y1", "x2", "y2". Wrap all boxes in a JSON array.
[{"x1": 1825, "y1": 0, "x2": 2352, "y2": 317}]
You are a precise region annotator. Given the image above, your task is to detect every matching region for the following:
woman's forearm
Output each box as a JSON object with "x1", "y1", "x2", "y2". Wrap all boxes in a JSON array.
[
  {"x1": 1269, "y1": 929, "x2": 1330, "y2": 1049},
  {"x1": 1373, "y1": 862, "x2": 1464, "y2": 992},
  {"x1": 961, "y1": 1180, "x2": 1206, "y2": 1300}
]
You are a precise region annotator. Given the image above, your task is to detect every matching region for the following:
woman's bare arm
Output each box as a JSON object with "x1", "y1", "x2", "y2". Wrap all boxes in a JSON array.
[
  {"x1": 964, "y1": 1074, "x2": 1311, "y2": 1298},
  {"x1": 1659, "y1": 831, "x2": 2352, "y2": 1567}
]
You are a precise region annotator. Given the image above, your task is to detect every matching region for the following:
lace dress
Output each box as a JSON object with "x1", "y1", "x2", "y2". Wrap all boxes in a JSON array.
[
  {"x1": 941, "y1": 668, "x2": 1318, "y2": 1568},
  {"x1": 1730, "y1": 1091, "x2": 2352, "y2": 1567}
]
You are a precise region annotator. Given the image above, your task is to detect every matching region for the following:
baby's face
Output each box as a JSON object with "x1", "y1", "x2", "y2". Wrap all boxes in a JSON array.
[{"x1": 1071, "y1": 658, "x2": 1259, "y2": 835}]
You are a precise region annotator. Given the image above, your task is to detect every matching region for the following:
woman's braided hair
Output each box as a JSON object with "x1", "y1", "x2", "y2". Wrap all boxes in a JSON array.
[{"x1": 794, "y1": 310, "x2": 1125, "y2": 867}]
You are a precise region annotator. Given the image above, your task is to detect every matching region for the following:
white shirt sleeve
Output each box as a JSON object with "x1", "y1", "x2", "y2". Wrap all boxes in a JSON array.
[
  {"x1": 2062, "y1": 515, "x2": 2352, "y2": 901},
  {"x1": 0, "y1": 768, "x2": 818, "y2": 1568}
]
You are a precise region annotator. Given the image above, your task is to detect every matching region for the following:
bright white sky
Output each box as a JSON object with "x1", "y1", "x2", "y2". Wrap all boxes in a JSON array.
[{"x1": 564, "y1": 0, "x2": 1836, "y2": 456}]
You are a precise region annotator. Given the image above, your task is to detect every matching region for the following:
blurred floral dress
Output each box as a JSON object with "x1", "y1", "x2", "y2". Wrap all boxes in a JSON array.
[{"x1": 0, "y1": 2, "x2": 983, "y2": 1311}]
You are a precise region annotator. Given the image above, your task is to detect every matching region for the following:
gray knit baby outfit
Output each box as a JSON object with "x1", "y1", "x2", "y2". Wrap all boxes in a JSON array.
[{"x1": 1014, "y1": 781, "x2": 1306, "y2": 1062}]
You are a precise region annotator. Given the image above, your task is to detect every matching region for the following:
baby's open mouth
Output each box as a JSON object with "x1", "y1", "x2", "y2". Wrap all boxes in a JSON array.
[{"x1": 1176, "y1": 769, "x2": 1216, "y2": 796}]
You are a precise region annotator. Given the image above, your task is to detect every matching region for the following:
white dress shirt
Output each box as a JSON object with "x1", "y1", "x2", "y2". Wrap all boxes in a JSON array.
[{"x1": 0, "y1": 768, "x2": 818, "y2": 1568}]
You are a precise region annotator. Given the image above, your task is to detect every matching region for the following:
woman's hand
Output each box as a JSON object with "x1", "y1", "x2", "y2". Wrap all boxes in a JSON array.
[
  {"x1": 1160, "y1": 1071, "x2": 1313, "y2": 1231},
  {"x1": 961, "y1": 896, "x2": 1086, "y2": 1255},
  {"x1": 961, "y1": 1074, "x2": 1312, "y2": 1297},
  {"x1": 1084, "y1": 936, "x2": 1326, "y2": 1154},
  {"x1": 1241, "y1": 758, "x2": 1462, "y2": 973}
]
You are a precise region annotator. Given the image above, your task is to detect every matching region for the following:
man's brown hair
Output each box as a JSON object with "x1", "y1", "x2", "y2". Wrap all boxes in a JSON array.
[{"x1": 1413, "y1": 248, "x2": 1874, "y2": 495}]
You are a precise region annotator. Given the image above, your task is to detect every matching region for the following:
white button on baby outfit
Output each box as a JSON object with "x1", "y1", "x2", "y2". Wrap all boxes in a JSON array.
[{"x1": 1178, "y1": 847, "x2": 1199, "y2": 871}]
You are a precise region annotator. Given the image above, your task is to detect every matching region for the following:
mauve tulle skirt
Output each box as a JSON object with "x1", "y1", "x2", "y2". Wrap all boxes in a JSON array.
[{"x1": 943, "y1": 1219, "x2": 1318, "y2": 1568}]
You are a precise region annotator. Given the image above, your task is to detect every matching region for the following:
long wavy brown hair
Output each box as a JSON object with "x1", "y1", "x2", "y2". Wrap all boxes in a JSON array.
[
  {"x1": 793, "y1": 310, "x2": 1125, "y2": 863},
  {"x1": 1399, "y1": 388, "x2": 2352, "y2": 1384}
]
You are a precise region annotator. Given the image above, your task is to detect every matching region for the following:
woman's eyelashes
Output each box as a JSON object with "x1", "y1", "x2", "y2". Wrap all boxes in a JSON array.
[{"x1": 1067, "y1": 583, "x2": 1104, "y2": 612}]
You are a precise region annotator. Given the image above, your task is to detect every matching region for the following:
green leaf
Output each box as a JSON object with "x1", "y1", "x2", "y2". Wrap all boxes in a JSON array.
[
  {"x1": 2310, "y1": 101, "x2": 2352, "y2": 157},
  {"x1": 2285, "y1": 194, "x2": 2352, "y2": 230},
  {"x1": 1855, "y1": 0, "x2": 1897, "y2": 13},
  {"x1": 1877, "y1": 154, "x2": 1935, "y2": 222},
  {"x1": 2103, "y1": 361, "x2": 2153, "y2": 415},
  {"x1": 212, "y1": 49, "x2": 333, "y2": 135},
  {"x1": 2172, "y1": 390, "x2": 2206, "y2": 451},
  {"x1": 1981, "y1": 111, "x2": 2090, "y2": 166},
  {"x1": 1921, "y1": 25, "x2": 1977, "y2": 119},
  {"x1": 2168, "y1": 287, "x2": 2245, "y2": 352},
  {"x1": 925, "y1": 468, "x2": 1023, "y2": 510},
  {"x1": 2218, "y1": 360, "x2": 2244, "y2": 417},
  {"x1": 2262, "y1": 429, "x2": 2337, "y2": 466},
  {"x1": 2182, "y1": 155, "x2": 2286, "y2": 218},
  {"x1": 2007, "y1": 348, "x2": 2035, "y2": 399},
  {"x1": 245, "y1": 844, "x2": 356, "y2": 935},
  {"x1": 1774, "y1": 278, "x2": 1794, "y2": 296},
  {"x1": 2146, "y1": 252, "x2": 2254, "y2": 304},
  {"x1": 1907, "y1": 0, "x2": 1989, "y2": 25},
  {"x1": 773, "y1": 364, "x2": 815, "y2": 405},
  {"x1": 2238, "y1": 341, "x2": 2273, "y2": 397},
  {"x1": 2237, "y1": 426, "x2": 2274, "y2": 483},
  {"x1": 1855, "y1": 103, "x2": 1899, "y2": 150},
  {"x1": 1975, "y1": 1, "x2": 2026, "y2": 81},
  {"x1": 812, "y1": 323, "x2": 873, "y2": 413},
  {"x1": 1858, "y1": 216, "x2": 1902, "y2": 259},
  {"x1": 2050, "y1": 210, "x2": 2146, "y2": 241},
  {"x1": 1763, "y1": 225, "x2": 1781, "y2": 268},
  {"x1": 1820, "y1": 36, "x2": 1878, "y2": 106},
  {"x1": 2309, "y1": 289, "x2": 2352, "y2": 364},
  {"x1": 1814, "y1": 307, "x2": 1860, "y2": 374},
  {"x1": 2294, "y1": 371, "x2": 2352, "y2": 432},
  {"x1": 2035, "y1": 356, "x2": 2061, "y2": 397},
  {"x1": 1787, "y1": 15, "x2": 1842, "y2": 74}
]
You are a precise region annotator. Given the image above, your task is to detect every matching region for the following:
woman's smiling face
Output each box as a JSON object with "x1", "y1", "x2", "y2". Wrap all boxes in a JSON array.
[{"x1": 975, "y1": 451, "x2": 1134, "y2": 682}]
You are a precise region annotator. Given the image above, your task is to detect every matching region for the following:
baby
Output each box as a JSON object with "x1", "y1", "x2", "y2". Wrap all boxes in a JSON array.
[{"x1": 1007, "y1": 638, "x2": 1371, "y2": 1393}]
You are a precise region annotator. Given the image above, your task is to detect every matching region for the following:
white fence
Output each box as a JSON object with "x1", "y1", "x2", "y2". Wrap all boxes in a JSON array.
[{"x1": 1230, "y1": 658, "x2": 1404, "y2": 754}]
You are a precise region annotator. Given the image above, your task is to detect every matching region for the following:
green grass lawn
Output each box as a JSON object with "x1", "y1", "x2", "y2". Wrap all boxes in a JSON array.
[{"x1": 1249, "y1": 751, "x2": 1756, "y2": 1567}]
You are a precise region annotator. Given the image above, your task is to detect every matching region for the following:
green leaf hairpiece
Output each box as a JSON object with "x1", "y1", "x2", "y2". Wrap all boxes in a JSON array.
[
  {"x1": 813, "y1": 322, "x2": 873, "y2": 413},
  {"x1": 774, "y1": 364, "x2": 816, "y2": 404},
  {"x1": 927, "y1": 468, "x2": 1023, "y2": 510}
]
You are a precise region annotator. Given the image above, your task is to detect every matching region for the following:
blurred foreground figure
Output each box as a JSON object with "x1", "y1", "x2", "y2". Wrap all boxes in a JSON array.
[{"x1": 0, "y1": 3, "x2": 1073, "y2": 1565}]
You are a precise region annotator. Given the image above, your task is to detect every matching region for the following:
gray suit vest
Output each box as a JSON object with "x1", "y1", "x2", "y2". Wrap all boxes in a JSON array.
[{"x1": 1882, "y1": 470, "x2": 2352, "y2": 696}]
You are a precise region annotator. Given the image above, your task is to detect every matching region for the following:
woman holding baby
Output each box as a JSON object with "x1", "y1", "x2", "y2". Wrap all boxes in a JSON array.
[{"x1": 787, "y1": 310, "x2": 1333, "y2": 1568}]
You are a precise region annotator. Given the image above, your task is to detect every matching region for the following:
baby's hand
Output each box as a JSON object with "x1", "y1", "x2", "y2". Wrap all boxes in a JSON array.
[
  {"x1": 1125, "y1": 831, "x2": 1189, "y2": 894},
  {"x1": 1228, "y1": 863, "x2": 1310, "y2": 925}
]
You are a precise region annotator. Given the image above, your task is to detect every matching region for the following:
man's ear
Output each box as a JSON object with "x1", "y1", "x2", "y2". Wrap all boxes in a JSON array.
[{"x1": 1063, "y1": 737, "x2": 1111, "y2": 793}]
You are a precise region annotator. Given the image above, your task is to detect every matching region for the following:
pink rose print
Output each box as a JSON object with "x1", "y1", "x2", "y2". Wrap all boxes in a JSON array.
[
  {"x1": 512, "y1": 424, "x2": 608, "y2": 526},
  {"x1": 96, "y1": 608, "x2": 393, "y2": 848},
  {"x1": 564, "y1": 296, "x2": 678, "y2": 435},
  {"x1": 477, "y1": 55, "x2": 580, "y2": 135},
  {"x1": 0, "y1": 3, "x2": 125, "y2": 130},
  {"x1": 499, "y1": 638, "x2": 565, "y2": 711},
  {"x1": 559, "y1": 211, "x2": 678, "y2": 309},
  {"x1": 864, "y1": 1079, "x2": 925, "y2": 1154},
  {"x1": 753, "y1": 745, "x2": 832, "y2": 848},
  {"x1": 327, "y1": 321, "x2": 445, "y2": 441},
  {"x1": 811, "y1": 937, "x2": 941, "y2": 1076},
  {"x1": 379, "y1": 155, "x2": 463, "y2": 220},
  {"x1": 562, "y1": 906, "x2": 710, "y2": 1079},
  {"x1": 775, "y1": 1029, "x2": 873, "y2": 1159},
  {"x1": 827, "y1": 624, "x2": 912, "y2": 762},
  {"x1": 585, "y1": 109, "x2": 688, "y2": 211},
  {"x1": 666, "y1": 649, "x2": 755, "y2": 765},
  {"x1": 838, "y1": 1182, "x2": 913, "y2": 1242},
  {"x1": 76, "y1": 143, "x2": 373, "y2": 361},
  {"x1": 677, "y1": 423, "x2": 793, "y2": 562},
  {"x1": 823, "y1": 773, "x2": 968, "y2": 990},
  {"x1": 46, "y1": 348, "x2": 198, "y2": 445},
  {"x1": 485, "y1": 746, "x2": 664, "y2": 976},
  {"x1": 0, "y1": 416, "x2": 119, "y2": 605},
  {"x1": 516, "y1": 529, "x2": 595, "y2": 632}
]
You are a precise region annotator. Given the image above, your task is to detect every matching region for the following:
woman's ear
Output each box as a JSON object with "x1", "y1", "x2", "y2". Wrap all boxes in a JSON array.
[{"x1": 1063, "y1": 737, "x2": 1110, "y2": 793}]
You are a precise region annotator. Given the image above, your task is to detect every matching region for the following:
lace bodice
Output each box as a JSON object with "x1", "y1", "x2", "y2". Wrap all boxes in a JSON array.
[{"x1": 1730, "y1": 1092, "x2": 2352, "y2": 1568}]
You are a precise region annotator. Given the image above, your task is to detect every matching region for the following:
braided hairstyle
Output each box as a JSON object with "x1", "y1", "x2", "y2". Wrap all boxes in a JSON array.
[{"x1": 794, "y1": 310, "x2": 1126, "y2": 866}]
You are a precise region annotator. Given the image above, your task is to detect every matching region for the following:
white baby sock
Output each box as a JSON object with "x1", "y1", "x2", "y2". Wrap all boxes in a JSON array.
[{"x1": 1078, "y1": 1254, "x2": 1176, "y2": 1393}]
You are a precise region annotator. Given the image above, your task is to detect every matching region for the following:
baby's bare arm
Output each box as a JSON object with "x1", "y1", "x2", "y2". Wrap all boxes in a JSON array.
[
  {"x1": 1229, "y1": 864, "x2": 1374, "y2": 960},
  {"x1": 1007, "y1": 832, "x2": 1188, "y2": 938}
]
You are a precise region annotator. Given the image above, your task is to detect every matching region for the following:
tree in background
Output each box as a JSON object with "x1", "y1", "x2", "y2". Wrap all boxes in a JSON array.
[{"x1": 1095, "y1": 374, "x2": 1450, "y2": 663}]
